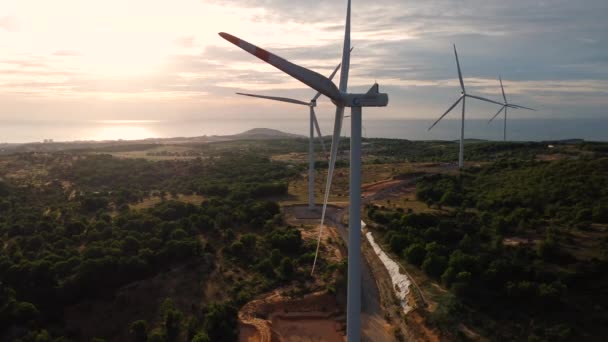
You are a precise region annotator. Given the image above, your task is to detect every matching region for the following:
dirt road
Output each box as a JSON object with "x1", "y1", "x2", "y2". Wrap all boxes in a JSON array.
[
  {"x1": 326, "y1": 206, "x2": 393, "y2": 342},
  {"x1": 281, "y1": 175, "x2": 429, "y2": 341},
  {"x1": 285, "y1": 205, "x2": 394, "y2": 342}
]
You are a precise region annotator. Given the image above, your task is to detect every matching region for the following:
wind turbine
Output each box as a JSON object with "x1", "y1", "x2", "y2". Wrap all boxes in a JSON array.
[
  {"x1": 219, "y1": 0, "x2": 388, "y2": 340},
  {"x1": 428, "y1": 45, "x2": 505, "y2": 168},
  {"x1": 488, "y1": 76, "x2": 536, "y2": 141},
  {"x1": 344, "y1": 115, "x2": 368, "y2": 138},
  {"x1": 236, "y1": 55, "x2": 351, "y2": 210}
]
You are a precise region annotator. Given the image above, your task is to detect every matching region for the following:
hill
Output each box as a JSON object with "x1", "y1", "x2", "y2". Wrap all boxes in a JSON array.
[
  {"x1": 229, "y1": 128, "x2": 304, "y2": 140},
  {"x1": 0, "y1": 128, "x2": 306, "y2": 155}
]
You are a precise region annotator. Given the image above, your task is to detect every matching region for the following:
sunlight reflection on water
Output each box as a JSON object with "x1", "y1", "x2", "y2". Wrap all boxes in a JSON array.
[
  {"x1": 0, "y1": 118, "x2": 606, "y2": 143},
  {"x1": 91, "y1": 124, "x2": 158, "y2": 141}
]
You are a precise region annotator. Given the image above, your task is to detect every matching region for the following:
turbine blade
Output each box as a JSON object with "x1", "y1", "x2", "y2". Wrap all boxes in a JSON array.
[
  {"x1": 236, "y1": 92, "x2": 309, "y2": 106},
  {"x1": 338, "y1": 0, "x2": 351, "y2": 93},
  {"x1": 311, "y1": 47, "x2": 353, "y2": 102},
  {"x1": 219, "y1": 32, "x2": 342, "y2": 102},
  {"x1": 488, "y1": 105, "x2": 506, "y2": 124},
  {"x1": 466, "y1": 94, "x2": 505, "y2": 107},
  {"x1": 311, "y1": 107, "x2": 326, "y2": 154},
  {"x1": 508, "y1": 104, "x2": 536, "y2": 111},
  {"x1": 454, "y1": 44, "x2": 465, "y2": 93},
  {"x1": 311, "y1": 105, "x2": 345, "y2": 275},
  {"x1": 499, "y1": 76, "x2": 507, "y2": 103},
  {"x1": 428, "y1": 96, "x2": 463, "y2": 131}
]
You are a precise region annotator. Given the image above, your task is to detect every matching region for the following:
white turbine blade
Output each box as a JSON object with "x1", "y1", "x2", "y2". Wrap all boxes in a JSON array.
[
  {"x1": 312, "y1": 62, "x2": 341, "y2": 102},
  {"x1": 219, "y1": 32, "x2": 342, "y2": 102},
  {"x1": 311, "y1": 105, "x2": 345, "y2": 275},
  {"x1": 499, "y1": 76, "x2": 507, "y2": 103},
  {"x1": 466, "y1": 94, "x2": 505, "y2": 107},
  {"x1": 236, "y1": 92, "x2": 309, "y2": 106},
  {"x1": 338, "y1": 0, "x2": 351, "y2": 93},
  {"x1": 509, "y1": 104, "x2": 536, "y2": 111},
  {"x1": 454, "y1": 44, "x2": 465, "y2": 93},
  {"x1": 311, "y1": 107, "x2": 326, "y2": 154},
  {"x1": 311, "y1": 47, "x2": 353, "y2": 102},
  {"x1": 488, "y1": 105, "x2": 506, "y2": 124},
  {"x1": 428, "y1": 96, "x2": 463, "y2": 131}
]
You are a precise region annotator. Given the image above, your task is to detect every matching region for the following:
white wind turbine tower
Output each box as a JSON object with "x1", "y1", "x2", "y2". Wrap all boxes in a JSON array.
[
  {"x1": 488, "y1": 76, "x2": 536, "y2": 141},
  {"x1": 428, "y1": 45, "x2": 505, "y2": 168},
  {"x1": 219, "y1": 0, "x2": 388, "y2": 340},
  {"x1": 236, "y1": 54, "x2": 351, "y2": 210}
]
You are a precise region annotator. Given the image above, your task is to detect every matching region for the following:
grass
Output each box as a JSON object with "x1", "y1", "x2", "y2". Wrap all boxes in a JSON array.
[
  {"x1": 561, "y1": 224, "x2": 608, "y2": 261},
  {"x1": 282, "y1": 162, "x2": 417, "y2": 205},
  {"x1": 101, "y1": 145, "x2": 202, "y2": 160}
]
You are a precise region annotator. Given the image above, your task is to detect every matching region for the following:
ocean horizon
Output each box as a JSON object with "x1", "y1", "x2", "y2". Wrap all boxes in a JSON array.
[{"x1": 0, "y1": 117, "x2": 606, "y2": 144}]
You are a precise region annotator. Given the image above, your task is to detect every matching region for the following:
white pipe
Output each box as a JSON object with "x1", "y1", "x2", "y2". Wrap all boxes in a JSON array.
[{"x1": 347, "y1": 106, "x2": 362, "y2": 342}]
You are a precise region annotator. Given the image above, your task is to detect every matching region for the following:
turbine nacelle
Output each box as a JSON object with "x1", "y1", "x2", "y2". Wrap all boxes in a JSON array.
[
  {"x1": 332, "y1": 83, "x2": 389, "y2": 107},
  {"x1": 342, "y1": 92, "x2": 389, "y2": 107}
]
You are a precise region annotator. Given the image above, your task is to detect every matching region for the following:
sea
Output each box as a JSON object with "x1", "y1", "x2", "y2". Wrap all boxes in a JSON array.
[{"x1": 0, "y1": 118, "x2": 606, "y2": 144}]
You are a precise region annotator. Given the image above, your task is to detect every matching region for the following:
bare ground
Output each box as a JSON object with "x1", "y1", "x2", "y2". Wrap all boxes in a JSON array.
[{"x1": 238, "y1": 291, "x2": 345, "y2": 342}]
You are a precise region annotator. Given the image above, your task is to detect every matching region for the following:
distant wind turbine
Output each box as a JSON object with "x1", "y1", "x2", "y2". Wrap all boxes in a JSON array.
[
  {"x1": 428, "y1": 45, "x2": 505, "y2": 168},
  {"x1": 236, "y1": 54, "x2": 351, "y2": 210},
  {"x1": 219, "y1": 0, "x2": 388, "y2": 339},
  {"x1": 488, "y1": 76, "x2": 536, "y2": 141}
]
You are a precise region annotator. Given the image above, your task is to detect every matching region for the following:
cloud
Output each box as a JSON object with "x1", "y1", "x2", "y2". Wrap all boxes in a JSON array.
[
  {"x1": 0, "y1": 16, "x2": 19, "y2": 32},
  {"x1": 173, "y1": 36, "x2": 196, "y2": 48},
  {"x1": 1, "y1": 0, "x2": 608, "y2": 125},
  {"x1": 52, "y1": 50, "x2": 81, "y2": 57}
]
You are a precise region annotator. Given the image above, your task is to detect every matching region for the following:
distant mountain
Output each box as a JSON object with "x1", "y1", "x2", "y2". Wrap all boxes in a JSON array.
[{"x1": 229, "y1": 128, "x2": 305, "y2": 140}]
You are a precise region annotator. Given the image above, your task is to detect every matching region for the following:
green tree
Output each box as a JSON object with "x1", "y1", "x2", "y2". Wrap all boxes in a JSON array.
[
  {"x1": 422, "y1": 254, "x2": 447, "y2": 279},
  {"x1": 279, "y1": 257, "x2": 294, "y2": 279},
  {"x1": 404, "y1": 243, "x2": 426, "y2": 266},
  {"x1": 191, "y1": 331, "x2": 211, "y2": 342},
  {"x1": 388, "y1": 234, "x2": 408, "y2": 254},
  {"x1": 160, "y1": 299, "x2": 183, "y2": 342},
  {"x1": 203, "y1": 303, "x2": 238, "y2": 341},
  {"x1": 270, "y1": 249, "x2": 282, "y2": 266},
  {"x1": 147, "y1": 328, "x2": 166, "y2": 342},
  {"x1": 129, "y1": 320, "x2": 148, "y2": 342}
]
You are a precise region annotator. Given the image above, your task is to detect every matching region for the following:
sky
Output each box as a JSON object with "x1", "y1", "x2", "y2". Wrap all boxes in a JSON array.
[{"x1": 1, "y1": 0, "x2": 607, "y2": 132}]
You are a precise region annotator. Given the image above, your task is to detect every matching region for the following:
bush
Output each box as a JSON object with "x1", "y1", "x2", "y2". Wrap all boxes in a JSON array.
[
  {"x1": 191, "y1": 331, "x2": 211, "y2": 342},
  {"x1": 279, "y1": 257, "x2": 294, "y2": 279},
  {"x1": 203, "y1": 303, "x2": 238, "y2": 341},
  {"x1": 129, "y1": 320, "x2": 148, "y2": 342},
  {"x1": 593, "y1": 205, "x2": 608, "y2": 223},
  {"x1": 267, "y1": 228, "x2": 302, "y2": 253},
  {"x1": 389, "y1": 234, "x2": 409, "y2": 254},
  {"x1": 422, "y1": 254, "x2": 447, "y2": 279},
  {"x1": 404, "y1": 243, "x2": 426, "y2": 266}
]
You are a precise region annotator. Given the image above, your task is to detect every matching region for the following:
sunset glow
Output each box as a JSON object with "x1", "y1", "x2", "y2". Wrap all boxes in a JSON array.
[{"x1": 0, "y1": 0, "x2": 607, "y2": 139}]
